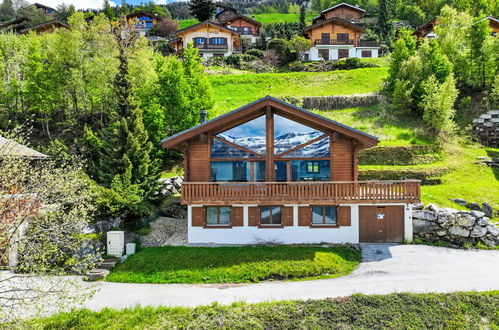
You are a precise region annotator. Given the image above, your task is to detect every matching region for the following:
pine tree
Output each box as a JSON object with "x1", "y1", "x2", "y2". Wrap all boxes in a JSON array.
[
  {"x1": 299, "y1": 4, "x2": 306, "y2": 31},
  {"x1": 189, "y1": 0, "x2": 215, "y2": 22},
  {"x1": 378, "y1": 0, "x2": 392, "y2": 42},
  {"x1": 103, "y1": 0, "x2": 115, "y2": 20},
  {"x1": 0, "y1": 0, "x2": 15, "y2": 21}
]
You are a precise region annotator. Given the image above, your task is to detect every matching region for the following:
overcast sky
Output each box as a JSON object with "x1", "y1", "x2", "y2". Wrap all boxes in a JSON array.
[{"x1": 36, "y1": 0, "x2": 176, "y2": 10}]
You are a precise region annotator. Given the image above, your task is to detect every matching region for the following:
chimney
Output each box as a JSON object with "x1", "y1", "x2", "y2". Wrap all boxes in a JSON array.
[{"x1": 200, "y1": 109, "x2": 207, "y2": 124}]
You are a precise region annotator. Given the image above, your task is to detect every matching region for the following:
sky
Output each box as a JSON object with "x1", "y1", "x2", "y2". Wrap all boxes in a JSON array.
[{"x1": 35, "y1": 0, "x2": 177, "y2": 10}]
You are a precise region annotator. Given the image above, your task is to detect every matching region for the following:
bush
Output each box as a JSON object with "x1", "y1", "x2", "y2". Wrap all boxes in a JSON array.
[
  {"x1": 267, "y1": 38, "x2": 293, "y2": 65},
  {"x1": 287, "y1": 59, "x2": 377, "y2": 72},
  {"x1": 358, "y1": 166, "x2": 449, "y2": 185},
  {"x1": 245, "y1": 49, "x2": 264, "y2": 58},
  {"x1": 359, "y1": 145, "x2": 442, "y2": 165}
]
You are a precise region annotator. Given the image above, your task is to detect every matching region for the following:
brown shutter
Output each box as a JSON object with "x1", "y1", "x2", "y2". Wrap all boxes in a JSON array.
[
  {"x1": 248, "y1": 206, "x2": 260, "y2": 226},
  {"x1": 282, "y1": 207, "x2": 293, "y2": 226},
  {"x1": 191, "y1": 207, "x2": 205, "y2": 227},
  {"x1": 231, "y1": 207, "x2": 243, "y2": 226},
  {"x1": 298, "y1": 206, "x2": 311, "y2": 226},
  {"x1": 337, "y1": 206, "x2": 351, "y2": 226}
]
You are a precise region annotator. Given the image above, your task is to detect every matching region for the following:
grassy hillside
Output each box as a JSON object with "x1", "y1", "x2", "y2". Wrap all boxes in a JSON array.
[
  {"x1": 208, "y1": 67, "x2": 389, "y2": 116},
  {"x1": 176, "y1": 13, "x2": 316, "y2": 29},
  {"x1": 177, "y1": 19, "x2": 199, "y2": 30}
]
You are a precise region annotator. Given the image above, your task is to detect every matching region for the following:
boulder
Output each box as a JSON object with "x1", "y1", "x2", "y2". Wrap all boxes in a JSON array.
[
  {"x1": 476, "y1": 217, "x2": 490, "y2": 226},
  {"x1": 83, "y1": 224, "x2": 97, "y2": 234},
  {"x1": 480, "y1": 237, "x2": 496, "y2": 248},
  {"x1": 412, "y1": 202, "x2": 424, "y2": 210},
  {"x1": 95, "y1": 220, "x2": 111, "y2": 233},
  {"x1": 486, "y1": 224, "x2": 499, "y2": 236},
  {"x1": 470, "y1": 225, "x2": 487, "y2": 238},
  {"x1": 452, "y1": 198, "x2": 467, "y2": 206},
  {"x1": 467, "y1": 202, "x2": 481, "y2": 211},
  {"x1": 448, "y1": 226, "x2": 470, "y2": 237},
  {"x1": 456, "y1": 214, "x2": 475, "y2": 228},
  {"x1": 426, "y1": 203, "x2": 439, "y2": 213},
  {"x1": 413, "y1": 219, "x2": 439, "y2": 233},
  {"x1": 482, "y1": 202, "x2": 494, "y2": 217},
  {"x1": 436, "y1": 230, "x2": 447, "y2": 236},
  {"x1": 440, "y1": 208, "x2": 459, "y2": 214},
  {"x1": 412, "y1": 210, "x2": 438, "y2": 221},
  {"x1": 470, "y1": 210, "x2": 485, "y2": 218}
]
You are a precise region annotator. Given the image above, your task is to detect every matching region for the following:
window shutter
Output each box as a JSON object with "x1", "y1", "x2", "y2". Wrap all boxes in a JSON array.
[
  {"x1": 298, "y1": 206, "x2": 311, "y2": 226},
  {"x1": 282, "y1": 206, "x2": 293, "y2": 226},
  {"x1": 223, "y1": 37, "x2": 227, "y2": 45},
  {"x1": 337, "y1": 206, "x2": 351, "y2": 226},
  {"x1": 248, "y1": 207, "x2": 260, "y2": 226},
  {"x1": 231, "y1": 207, "x2": 243, "y2": 226},
  {"x1": 191, "y1": 207, "x2": 205, "y2": 226}
]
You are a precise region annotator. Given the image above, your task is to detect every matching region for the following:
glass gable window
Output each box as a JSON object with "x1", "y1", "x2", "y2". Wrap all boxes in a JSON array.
[
  {"x1": 206, "y1": 207, "x2": 231, "y2": 225},
  {"x1": 211, "y1": 161, "x2": 250, "y2": 182},
  {"x1": 281, "y1": 136, "x2": 330, "y2": 158},
  {"x1": 291, "y1": 160, "x2": 330, "y2": 181},
  {"x1": 211, "y1": 139, "x2": 259, "y2": 159},
  {"x1": 253, "y1": 161, "x2": 266, "y2": 181},
  {"x1": 261, "y1": 206, "x2": 282, "y2": 225},
  {"x1": 274, "y1": 114, "x2": 324, "y2": 155},
  {"x1": 275, "y1": 161, "x2": 287, "y2": 182},
  {"x1": 312, "y1": 207, "x2": 337, "y2": 225},
  {"x1": 216, "y1": 116, "x2": 266, "y2": 155}
]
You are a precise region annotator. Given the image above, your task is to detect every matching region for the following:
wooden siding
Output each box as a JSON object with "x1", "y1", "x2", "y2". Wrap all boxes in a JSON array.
[
  {"x1": 222, "y1": 17, "x2": 260, "y2": 36},
  {"x1": 188, "y1": 141, "x2": 210, "y2": 182},
  {"x1": 307, "y1": 23, "x2": 360, "y2": 46},
  {"x1": 359, "y1": 205, "x2": 404, "y2": 243},
  {"x1": 332, "y1": 136, "x2": 353, "y2": 181},
  {"x1": 298, "y1": 206, "x2": 311, "y2": 226},
  {"x1": 324, "y1": 7, "x2": 363, "y2": 21}
]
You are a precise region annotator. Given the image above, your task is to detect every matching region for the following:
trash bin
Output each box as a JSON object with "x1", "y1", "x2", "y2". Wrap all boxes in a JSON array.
[{"x1": 126, "y1": 243, "x2": 136, "y2": 255}]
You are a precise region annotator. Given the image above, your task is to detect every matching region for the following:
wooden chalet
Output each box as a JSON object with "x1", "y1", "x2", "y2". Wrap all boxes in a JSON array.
[
  {"x1": 161, "y1": 97, "x2": 420, "y2": 244},
  {"x1": 18, "y1": 19, "x2": 68, "y2": 35}
]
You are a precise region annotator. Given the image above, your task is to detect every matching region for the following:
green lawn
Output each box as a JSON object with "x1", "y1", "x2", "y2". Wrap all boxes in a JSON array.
[
  {"x1": 23, "y1": 292, "x2": 499, "y2": 329},
  {"x1": 209, "y1": 67, "x2": 389, "y2": 116},
  {"x1": 251, "y1": 13, "x2": 317, "y2": 25},
  {"x1": 176, "y1": 19, "x2": 199, "y2": 30},
  {"x1": 105, "y1": 246, "x2": 361, "y2": 284}
]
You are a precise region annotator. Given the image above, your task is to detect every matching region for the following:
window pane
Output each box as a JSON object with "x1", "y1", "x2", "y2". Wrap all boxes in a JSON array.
[
  {"x1": 217, "y1": 116, "x2": 266, "y2": 155},
  {"x1": 272, "y1": 207, "x2": 282, "y2": 224},
  {"x1": 275, "y1": 161, "x2": 287, "y2": 182},
  {"x1": 291, "y1": 160, "x2": 330, "y2": 181},
  {"x1": 211, "y1": 161, "x2": 250, "y2": 182},
  {"x1": 211, "y1": 139, "x2": 258, "y2": 159},
  {"x1": 253, "y1": 161, "x2": 266, "y2": 181},
  {"x1": 219, "y1": 207, "x2": 231, "y2": 224},
  {"x1": 325, "y1": 207, "x2": 337, "y2": 224},
  {"x1": 274, "y1": 114, "x2": 324, "y2": 154},
  {"x1": 261, "y1": 207, "x2": 271, "y2": 224},
  {"x1": 281, "y1": 136, "x2": 330, "y2": 158},
  {"x1": 206, "y1": 207, "x2": 218, "y2": 224},
  {"x1": 312, "y1": 207, "x2": 323, "y2": 224}
]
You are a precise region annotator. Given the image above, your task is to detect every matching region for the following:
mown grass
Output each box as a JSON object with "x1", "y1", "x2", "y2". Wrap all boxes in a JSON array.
[
  {"x1": 250, "y1": 13, "x2": 317, "y2": 25},
  {"x1": 208, "y1": 67, "x2": 388, "y2": 115},
  {"x1": 23, "y1": 292, "x2": 499, "y2": 329},
  {"x1": 105, "y1": 245, "x2": 361, "y2": 284},
  {"x1": 176, "y1": 19, "x2": 199, "y2": 30}
]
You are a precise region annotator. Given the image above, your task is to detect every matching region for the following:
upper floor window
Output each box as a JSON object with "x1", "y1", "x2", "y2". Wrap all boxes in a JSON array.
[
  {"x1": 211, "y1": 37, "x2": 226, "y2": 45},
  {"x1": 194, "y1": 37, "x2": 205, "y2": 44},
  {"x1": 216, "y1": 115, "x2": 266, "y2": 155},
  {"x1": 337, "y1": 33, "x2": 349, "y2": 41}
]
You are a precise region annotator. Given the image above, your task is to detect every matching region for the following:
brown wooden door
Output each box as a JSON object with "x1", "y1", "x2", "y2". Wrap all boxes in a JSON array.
[{"x1": 359, "y1": 206, "x2": 404, "y2": 243}]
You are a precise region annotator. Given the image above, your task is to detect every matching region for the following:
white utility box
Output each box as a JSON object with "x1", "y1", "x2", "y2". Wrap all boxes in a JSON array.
[
  {"x1": 107, "y1": 231, "x2": 124, "y2": 257},
  {"x1": 126, "y1": 243, "x2": 136, "y2": 255}
]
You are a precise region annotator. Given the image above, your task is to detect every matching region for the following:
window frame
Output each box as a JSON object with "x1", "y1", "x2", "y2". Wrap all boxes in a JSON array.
[
  {"x1": 338, "y1": 49, "x2": 349, "y2": 59},
  {"x1": 318, "y1": 48, "x2": 330, "y2": 59},
  {"x1": 361, "y1": 50, "x2": 372, "y2": 58},
  {"x1": 260, "y1": 206, "x2": 283, "y2": 226},
  {"x1": 205, "y1": 206, "x2": 231, "y2": 226},
  {"x1": 337, "y1": 33, "x2": 350, "y2": 41},
  {"x1": 311, "y1": 206, "x2": 338, "y2": 226},
  {"x1": 306, "y1": 161, "x2": 320, "y2": 174}
]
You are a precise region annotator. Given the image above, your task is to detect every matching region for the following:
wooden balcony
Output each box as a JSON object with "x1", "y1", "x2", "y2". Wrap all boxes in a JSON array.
[
  {"x1": 315, "y1": 39, "x2": 355, "y2": 46},
  {"x1": 194, "y1": 43, "x2": 228, "y2": 50},
  {"x1": 182, "y1": 180, "x2": 421, "y2": 205}
]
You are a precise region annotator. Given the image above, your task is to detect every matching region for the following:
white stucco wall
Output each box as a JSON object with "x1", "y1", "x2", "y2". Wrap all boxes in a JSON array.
[
  {"x1": 307, "y1": 46, "x2": 379, "y2": 61},
  {"x1": 187, "y1": 203, "x2": 412, "y2": 245}
]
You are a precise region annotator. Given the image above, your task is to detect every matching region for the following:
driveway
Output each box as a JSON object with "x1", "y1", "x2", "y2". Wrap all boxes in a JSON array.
[{"x1": 82, "y1": 244, "x2": 499, "y2": 311}]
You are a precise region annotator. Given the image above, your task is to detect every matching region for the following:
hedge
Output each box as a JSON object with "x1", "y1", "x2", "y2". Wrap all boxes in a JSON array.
[
  {"x1": 359, "y1": 145, "x2": 442, "y2": 166},
  {"x1": 358, "y1": 166, "x2": 449, "y2": 185},
  {"x1": 284, "y1": 93, "x2": 384, "y2": 111}
]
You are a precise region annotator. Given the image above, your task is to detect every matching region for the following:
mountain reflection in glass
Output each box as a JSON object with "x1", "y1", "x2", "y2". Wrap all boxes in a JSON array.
[
  {"x1": 216, "y1": 116, "x2": 266, "y2": 155},
  {"x1": 274, "y1": 114, "x2": 324, "y2": 155},
  {"x1": 211, "y1": 139, "x2": 259, "y2": 159},
  {"x1": 281, "y1": 136, "x2": 330, "y2": 158}
]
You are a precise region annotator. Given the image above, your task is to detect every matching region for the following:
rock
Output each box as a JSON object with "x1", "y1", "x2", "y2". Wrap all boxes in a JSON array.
[
  {"x1": 482, "y1": 202, "x2": 494, "y2": 217},
  {"x1": 413, "y1": 219, "x2": 439, "y2": 233},
  {"x1": 412, "y1": 202, "x2": 424, "y2": 210},
  {"x1": 426, "y1": 203, "x2": 439, "y2": 213},
  {"x1": 172, "y1": 177, "x2": 183, "y2": 189},
  {"x1": 477, "y1": 156, "x2": 488, "y2": 160},
  {"x1": 109, "y1": 217, "x2": 121, "y2": 229},
  {"x1": 452, "y1": 198, "x2": 467, "y2": 206},
  {"x1": 486, "y1": 224, "x2": 499, "y2": 236},
  {"x1": 83, "y1": 224, "x2": 97, "y2": 234},
  {"x1": 480, "y1": 237, "x2": 496, "y2": 248},
  {"x1": 467, "y1": 202, "x2": 481, "y2": 211},
  {"x1": 470, "y1": 210, "x2": 485, "y2": 218},
  {"x1": 95, "y1": 220, "x2": 111, "y2": 233},
  {"x1": 448, "y1": 226, "x2": 470, "y2": 237},
  {"x1": 436, "y1": 230, "x2": 447, "y2": 236},
  {"x1": 440, "y1": 208, "x2": 459, "y2": 214},
  {"x1": 470, "y1": 225, "x2": 487, "y2": 238},
  {"x1": 85, "y1": 268, "x2": 110, "y2": 281},
  {"x1": 477, "y1": 217, "x2": 490, "y2": 226},
  {"x1": 412, "y1": 210, "x2": 438, "y2": 221},
  {"x1": 456, "y1": 214, "x2": 475, "y2": 228}
]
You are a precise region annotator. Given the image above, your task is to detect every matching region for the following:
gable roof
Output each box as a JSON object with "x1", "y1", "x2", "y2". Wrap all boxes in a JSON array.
[
  {"x1": 320, "y1": 3, "x2": 365, "y2": 14},
  {"x1": 0, "y1": 137, "x2": 48, "y2": 160},
  {"x1": 304, "y1": 16, "x2": 364, "y2": 33},
  {"x1": 33, "y1": 3, "x2": 56, "y2": 11},
  {"x1": 160, "y1": 96, "x2": 379, "y2": 150},
  {"x1": 471, "y1": 16, "x2": 499, "y2": 27},
  {"x1": 174, "y1": 20, "x2": 240, "y2": 36},
  {"x1": 412, "y1": 18, "x2": 436, "y2": 36},
  {"x1": 18, "y1": 19, "x2": 69, "y2": 34},
  {"x1": 218, "y1": 14, "x2": 262, "y2": 27}
]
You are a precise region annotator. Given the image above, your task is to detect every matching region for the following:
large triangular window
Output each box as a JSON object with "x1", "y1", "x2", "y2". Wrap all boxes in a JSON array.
[
  {"x1": 216, "y1": 115, "x2": 266, "y2": 155},
  {"x1": 273, "y1": 114, "x2": 325, "y2": 155}
]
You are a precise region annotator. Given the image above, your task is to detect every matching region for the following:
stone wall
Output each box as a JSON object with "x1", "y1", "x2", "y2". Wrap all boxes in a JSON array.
[
  {"x1": 413, "y1": 204, "x2": 499, "y2": 247},
  {"x1": 472, "y1": 109, "x2": 499, "y2": 148}
]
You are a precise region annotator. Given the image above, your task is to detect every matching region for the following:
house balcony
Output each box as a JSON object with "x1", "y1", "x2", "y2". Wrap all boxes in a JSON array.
[
  {"x1": 194, "y1": 43, "x2": 229, "y2": 51},
  {"x1": 358, "y1": 40, "x2": 380, "y2": 47},
  {"x1": 314, "y1": 39, "x2": 355, "y2": 46},
  {"x1": 182, "y1": 180, "x2": 421, "y2": 205}
]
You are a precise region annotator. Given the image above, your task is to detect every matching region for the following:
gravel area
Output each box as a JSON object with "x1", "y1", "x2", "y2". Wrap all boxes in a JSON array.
[{"x1": 140, "y1": 217, "x2": 187, "y2": 247}]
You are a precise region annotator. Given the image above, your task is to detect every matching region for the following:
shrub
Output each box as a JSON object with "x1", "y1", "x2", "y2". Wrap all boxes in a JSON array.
[
  {"x1": 267, "y1": 38, "x2": 293, "y2": 65},
  {"x1": 245, "y1": 49, "x2": 264, "y2": 58},
  {"x1": 359, "y1": 145, "x2": 442, "y2": 165},
  {"x1": 358, "y1": 166, "x2": 449, "y2": 185},
  {"x1": 298, "y1": 93, "x2": 384, "y2": 110}
]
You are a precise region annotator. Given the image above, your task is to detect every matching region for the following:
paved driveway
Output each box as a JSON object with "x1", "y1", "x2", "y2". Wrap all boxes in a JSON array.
[{"x1": 82, "y1": 244, "x2": 499, "y2": 311}]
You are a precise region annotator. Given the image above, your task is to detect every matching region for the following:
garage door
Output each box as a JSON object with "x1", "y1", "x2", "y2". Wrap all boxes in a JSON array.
[{"x1": 359, "y1": 206, "x2": 404, "y2": 243}]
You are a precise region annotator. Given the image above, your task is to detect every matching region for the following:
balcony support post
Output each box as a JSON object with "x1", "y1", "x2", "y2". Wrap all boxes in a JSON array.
[{"x1": 265, "y1": 105, "x2": 275, "y2": 182}]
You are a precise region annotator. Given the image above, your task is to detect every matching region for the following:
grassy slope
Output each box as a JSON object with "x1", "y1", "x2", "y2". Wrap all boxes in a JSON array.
[
  {"x1": 176, "y1": 19, "x2": 199, "y2": 30},
  {"x1": 105, "y1": 246, "x2": 360, "y2": 284},
  {"x1": 208, "y1": 67, "x2": 388, "y2": 116},
  {"x1": 24, "y1": 292, "x2": 499, "y2": 328}
]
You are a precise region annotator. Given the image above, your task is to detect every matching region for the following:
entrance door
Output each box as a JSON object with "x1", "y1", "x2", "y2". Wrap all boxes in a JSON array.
[{"x1": 359, "y1": 206, "x2": 404, "y2": 243}]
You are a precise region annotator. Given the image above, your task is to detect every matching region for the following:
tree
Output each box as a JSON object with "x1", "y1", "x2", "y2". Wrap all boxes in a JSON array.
[
  {"x1": 156, "y1": 17, "x2": 178, "y2": 38},
  {"x1": 469, "y1": 17, "x2": 496, "y2": 89},
  {"x1": 311, "y1": 0, "x2": 322, "y2": 13},
  {"x1": 0, "y1": 0, "x2": 15, "y2": 21},
  {"x1": 267, "y1": 38, "x2": 292, "y2": 65},
  {"x1": 377, "y1": 0, "x2": 392, "y2": 42},
  {"x1": 387, "y1": 28, "x2": 415, "y2": 89},
  {"x1": 55, "y1": 3, "x2": 75, "y2": 22},
  {"x1": 289, "y1": 35, "x2": 310, "y2": 60},
  {"x1": 400, "y1": 5, "x2": 426, "y2": 27},
  {"x1": 103, "y1": 0, "x2": 115, "y2": 20},
  {"x1": 299, "y1": 4, "x2": 306, "y2": 30},
  {"x1": 189, "y1": 0, "x2": 214, "y2": 22}
]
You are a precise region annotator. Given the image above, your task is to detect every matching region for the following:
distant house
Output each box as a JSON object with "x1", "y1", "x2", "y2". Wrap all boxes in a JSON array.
[
  {"x1": 33, "y1": 3, "x2": 56, "y2": 17},
  {"x1": 126, "y1": 10, "x2": 162, "y2": 38},
  {"x1": 471, "y1": 16, "x2": 499, "y2": 37},
  {"x1": 18, "y1": 19, "x2": 69, "y2": 35},
  {"x1": 413, "y1": 16, "x2": 499, "y2": 39},
  {"x1": 303, "y1": 3, "x2": 379, "y2": 61},
  {"x1": 0, "y1": 136, "x2": 48, "y2": 160},
  {"x1": 169, "y1": 21, "x2": 241, "y2": 58},
  {"x1": 215, "y1": 3, "x2": 238, "y2": 22},
  {"x1": 0, "y1": 17, "x2": 30, "y2": 33},
  {"x1": 218, "y1": 14, "x2": 262, "y2": 43}
]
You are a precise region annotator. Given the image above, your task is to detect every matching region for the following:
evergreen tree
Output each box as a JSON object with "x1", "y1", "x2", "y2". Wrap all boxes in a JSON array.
[
  {"x1": 299, "y1": 4, "x2": 306, "y2": 31},
  {"x1": 0, "y1": 0, "x2": 15, "y2": 21},
  {"x1": 103, "y1": 0, "x2": 115, "y2": 20},
  {"x1": 388, "y1": 27, "x2": 415, "y2": 89},
  {"x1": 377, "y1": 0, "x2": 392, "y2": 42},
  {"x1": 189, "y1": 0, "x2": 214, "y2": 22}
]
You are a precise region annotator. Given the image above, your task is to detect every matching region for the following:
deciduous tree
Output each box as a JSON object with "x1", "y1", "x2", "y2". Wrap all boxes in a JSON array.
[{"x1": 189, "y1": 0, "x2": 214, "y2": 22}]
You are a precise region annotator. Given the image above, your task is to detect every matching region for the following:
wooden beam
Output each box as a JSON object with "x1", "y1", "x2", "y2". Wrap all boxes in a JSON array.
[
  {"x1": 212, "y1": 135, "x2": 265, "y2": 159},
  {"x1": 266, "y1": 105, "x2": 274, "y2": 181},
  {"x1": 275, "y1": 133, "x2": 328, "y2": 158}
]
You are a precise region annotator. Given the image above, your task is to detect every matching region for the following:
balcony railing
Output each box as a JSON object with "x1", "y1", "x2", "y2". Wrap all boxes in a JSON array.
[
  {"x1": 358, "y1": 40, "x2": 380, "y2": 47},
  {"x1": 194, "y1": 43, "x2": 228, "y2": 50},
  {"x1": 315, "y1": 39, "x2": 354, "y2": 46},
  {"x1": 182, "y1": 180, "x2": 420, "y2": 204}
]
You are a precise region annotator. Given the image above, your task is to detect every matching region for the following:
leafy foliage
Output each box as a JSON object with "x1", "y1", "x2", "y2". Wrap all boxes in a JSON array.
[{"x1": 189, "y1": 0, "x2": 215, "y2": 22}]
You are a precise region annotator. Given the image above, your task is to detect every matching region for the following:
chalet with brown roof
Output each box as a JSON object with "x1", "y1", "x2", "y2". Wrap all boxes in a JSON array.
[
  {"x1": 18, "y1": 19, "x2": 69, "y2": 35},
  {"x1": 169, "y1": 21, "x2": 241, "y2": 58},
  {"x1": 218, "y1": 14, "x2": 262, "y2": 43},
  {"x1": 160, "y1": 97, "x2": 420, "y2": 244},
  {"x1": 33, "y1": 3, "x2": 56, "y2": 17},
  {"x1": 414, "y1": 16, "x2": 499, "y2": 39},
  {"x1": 303, "y1": 3, "x2": 379, "y2": 61}
]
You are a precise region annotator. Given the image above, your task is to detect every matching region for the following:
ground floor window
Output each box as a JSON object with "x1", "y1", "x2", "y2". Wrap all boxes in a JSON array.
[
  {"x1": 206, "y1": 206, "x2": 231, "y2": 225},
  {"x1": 261, "y1": 206, "x2": 282, "y2": 225},
  {"x1": 318, "y1": 49, "x2": 329, "y2": 60},
  {"x1": 312, "y1": 206, "x2": 337, "y2": 225},
  {"x1": 338, "y1": 49, "x2": 349, "y2": 59},
  {"x1": 361, "y1": 50, "x2": 372, "y2": 58}
]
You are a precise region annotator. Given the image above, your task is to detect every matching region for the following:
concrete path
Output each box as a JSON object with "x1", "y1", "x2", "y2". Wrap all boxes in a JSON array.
[{"x1": 82, "y1": 244, "x2": 499, "y2": 311}]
